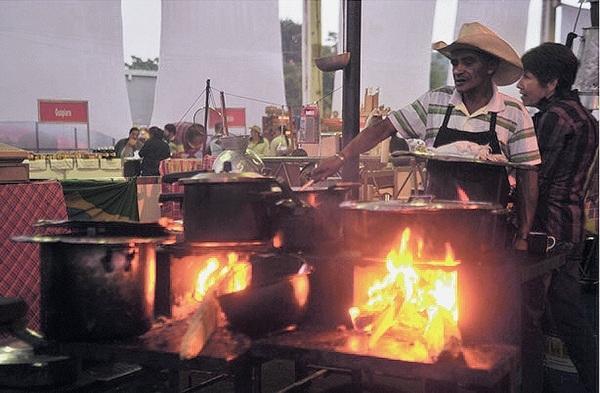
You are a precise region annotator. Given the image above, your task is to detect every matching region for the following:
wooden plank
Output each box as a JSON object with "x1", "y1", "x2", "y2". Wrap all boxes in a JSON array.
[{"x1": 57, "y1": 321, "x2": 251, "y2": 372}]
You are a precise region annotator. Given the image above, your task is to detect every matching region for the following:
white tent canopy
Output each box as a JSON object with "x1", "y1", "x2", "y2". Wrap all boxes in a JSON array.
[
  {"x1": 0, "y1": 0, "x2": 132, "y2": 145},
  {"x1": 360, "y1": 0, "x2": 437, "y2": 111},
  {"x1": 151, "y1": 0, "x2": 286, "y2": 133}
]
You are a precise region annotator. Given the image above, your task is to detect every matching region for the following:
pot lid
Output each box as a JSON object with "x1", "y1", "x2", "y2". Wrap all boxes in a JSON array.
[
  {"x1": 340, "y1": 199, "x2": 502, "y2": 213},
  {"x1": 12, "y1": 235, "x2": 173, "y2": 245},
  {"x1": 180, "y1": 171, "x2": 273, "y2": 184}
]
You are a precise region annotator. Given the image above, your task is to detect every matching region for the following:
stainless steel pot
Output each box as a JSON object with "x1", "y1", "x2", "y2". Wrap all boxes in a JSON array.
[{"x1": 340, "y1": 198, "x2": 510, "y2": 262}]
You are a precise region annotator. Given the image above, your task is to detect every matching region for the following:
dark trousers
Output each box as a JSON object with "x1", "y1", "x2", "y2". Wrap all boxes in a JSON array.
[{"x1": 522, "y1": 244, "x2": 599, "y2": 393}]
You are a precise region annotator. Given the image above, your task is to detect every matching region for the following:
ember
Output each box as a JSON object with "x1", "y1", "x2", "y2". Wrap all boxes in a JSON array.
[
  {"x1": 349, "y1": 228, "x2": 461, "y2": 363},
  {"x1": 193, "y1": 252, "x2": 251, "y2": 302}
]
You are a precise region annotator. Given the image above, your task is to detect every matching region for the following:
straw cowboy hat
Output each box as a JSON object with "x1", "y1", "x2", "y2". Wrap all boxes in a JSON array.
[{"x1": 432, "y1": 22, "x2": 523, "y2": 86}]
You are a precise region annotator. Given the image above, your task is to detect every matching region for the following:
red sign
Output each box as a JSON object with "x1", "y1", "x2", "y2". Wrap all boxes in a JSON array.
[
  {"x1": 208, "y1": 108, "x2": 246, "y2": 128},
  {"x1": 38, "y1": 100, "x2": 88, "y2": 123}
]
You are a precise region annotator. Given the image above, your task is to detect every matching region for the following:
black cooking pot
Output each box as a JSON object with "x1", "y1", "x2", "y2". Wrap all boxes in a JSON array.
[
  {"x1": 341, "y1": 198, "x2": 511, "y2": 263},
  {"x1": 180, "y1": 172, "x2": 298, "y2": 243},
  {"x1": 217, "y1": 253, "x2": 313, "y2": 338},
  {"x1": 293, "y1": 183, "x2": 358, "y2": 237},
  {"x1": 279, "y1": 184, "x2": 357, "y2": 251},
  {"x1": 38, "y1": 239, "x2": 158, "y2": 341}
]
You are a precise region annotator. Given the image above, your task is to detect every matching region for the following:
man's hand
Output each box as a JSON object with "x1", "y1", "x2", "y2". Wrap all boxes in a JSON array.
[{"x1": 311, "y1": 155, "x2": 344, "y2": 182}]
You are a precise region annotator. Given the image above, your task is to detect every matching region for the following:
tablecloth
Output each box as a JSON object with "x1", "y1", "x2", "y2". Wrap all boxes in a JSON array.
[
  {"x1": 0, "y1": 181, "x2": 67, "y2": 330},
  {"x1": 159, "y1": 157, "x2": 216, "y2": 220}
]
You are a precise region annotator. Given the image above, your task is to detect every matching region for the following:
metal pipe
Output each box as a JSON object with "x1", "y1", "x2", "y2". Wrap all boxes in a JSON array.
[
  {"x1": 341, "y1": 0, "x2": 361, "y2": 186},
  {"x1": 203, "y1": 79, "x2": 211, "y2": 130},
  {"x1": 220, "y1": 91, "x2": 229, "y2": 136}
]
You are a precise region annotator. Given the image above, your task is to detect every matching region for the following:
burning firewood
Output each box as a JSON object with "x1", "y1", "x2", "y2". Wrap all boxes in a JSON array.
[{"x1": 179, "y1": 291, "x2": 219, "y2": 360}]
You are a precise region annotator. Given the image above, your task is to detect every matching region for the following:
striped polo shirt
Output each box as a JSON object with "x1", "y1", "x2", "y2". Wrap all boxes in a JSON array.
[{"x1": 388, "y1": 85, "x2": 541, "y2": 165}]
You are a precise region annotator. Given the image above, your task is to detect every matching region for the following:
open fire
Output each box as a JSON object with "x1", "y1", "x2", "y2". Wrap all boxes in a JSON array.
[
  {"x1": 193, "y1": 252, "x2": 252, "y2": 302},
  {"x1": 349, "y1": 228, "x2": 461, "y2": 363}
]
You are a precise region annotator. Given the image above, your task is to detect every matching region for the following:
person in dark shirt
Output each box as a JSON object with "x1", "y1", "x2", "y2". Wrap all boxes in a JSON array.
[
  {"x1": 138, "y1": 126, "x2": 170, "y2": 176},
  {"x1": 517, "y1": 42, "x2": 598, "y2": 393},
  {"x1": 114, "y1": 127, "x2": 139, "y2": 157}
]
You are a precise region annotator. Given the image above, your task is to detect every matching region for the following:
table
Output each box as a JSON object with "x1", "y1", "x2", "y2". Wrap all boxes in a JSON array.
[{"x1": 0, "y1": 180, "x2": 67, "y2": 330}]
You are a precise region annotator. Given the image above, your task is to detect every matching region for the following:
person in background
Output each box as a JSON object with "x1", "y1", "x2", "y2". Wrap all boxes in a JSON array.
[
  {"x1": 180, "y1": 123, "x2": 207, "y2": 159},
  {"x1": 114, "y1": 127, "x2": 139, "y2": 157},
  {"x1": 208, "y1": 122, "x2": 224, "y2": 156},
  {"x1": 139, "y1": 126, "x2": 170, "y2": 176},
  {"x1": 269, "y1": 126, "x2": 291, "y2": 156},
  {"x1": 312, "y1": 22, "x2": 540, "y2": 246},
  {"x1": 119, "y1": 130, "x2": 140, "y2": 158},
  {"x1": 164, "y1": 123, "x2": 178, "y2": 156},
  {"x1": 247, "y1": 125, "x2": 269, "y2": 156},
  {"x1": 138, "y1": 127, "x2": 150, "y2": 145},
  {"x1": 517, "y1": 43, "x2": 598, "y2": 393}
]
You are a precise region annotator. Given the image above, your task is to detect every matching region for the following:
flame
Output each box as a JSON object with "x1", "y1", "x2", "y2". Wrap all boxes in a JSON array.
[
  {"x1": 193, "y1": 253, "x2": 251, "y2": 302},
  {"x1": 349, "y1": 228, "x2": 461, "y2": 363},
  {"x1": 273, "y1": 231, "x2": 283, "y2": 248},
  {"x1": 456, "y1": 185, "x2": 470, "y2": 202}
]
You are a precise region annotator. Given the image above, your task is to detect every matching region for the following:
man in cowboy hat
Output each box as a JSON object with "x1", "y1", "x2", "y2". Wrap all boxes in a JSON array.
[{"x1": 312, "y1": 22, "x2": 540, "y2": 246}]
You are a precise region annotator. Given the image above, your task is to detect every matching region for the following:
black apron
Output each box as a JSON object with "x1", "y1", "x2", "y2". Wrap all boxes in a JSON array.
[{"x1": 426, "y1": 105, "x2": 510, "y2": 206}]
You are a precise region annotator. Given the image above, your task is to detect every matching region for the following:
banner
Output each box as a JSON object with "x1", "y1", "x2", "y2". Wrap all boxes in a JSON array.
[
  {"x1": 38, "y1": 100, "x2": 88, "y2": 123},
  {"x1": 208, "y1": 107, "x2": 246, "y2": 128}
]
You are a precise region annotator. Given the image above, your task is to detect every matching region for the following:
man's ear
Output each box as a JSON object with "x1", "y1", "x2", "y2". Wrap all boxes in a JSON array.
[
  {"x1": 543, "y1": 79, "x2": 558, "y2": 98},
  {"x1": 487, "y1": 59, "x2": 499, "y2": 75}
]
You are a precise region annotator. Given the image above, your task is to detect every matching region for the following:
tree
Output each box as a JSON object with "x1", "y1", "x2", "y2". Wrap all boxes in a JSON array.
[
  {"x1": 430, "y1": 52, "x2": 449, "y2": 90},
  {"x1": 280, "y1": 19, "x2": 302, "y2": 112},
  {"x1": 125, "y1": 56, "x2": 159, "y2": 71}
]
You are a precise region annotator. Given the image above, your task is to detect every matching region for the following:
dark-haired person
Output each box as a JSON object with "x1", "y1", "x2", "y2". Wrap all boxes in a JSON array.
[
  {"x1": 114, "y1": 127, "x2": 139, "y2": 157},
  {"x1": 180, "y1": 124, "x2": 207, "y2": 159},
  {"x1": 518, "y1": 42, "x2": 598, "y2": 393},
  {"x1": 312, "y1": 22, "x2": 541, "y2": 244},
  {"x1": 138, "y1": 126, "x2": 171, "y2": 176},
  {"x1": 164, "y1": 123, "x2": 178, "y2": 156}
]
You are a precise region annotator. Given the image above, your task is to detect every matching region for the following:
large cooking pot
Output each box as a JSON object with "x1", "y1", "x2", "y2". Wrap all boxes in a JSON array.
[
  {"x1": 217, "y1": 253, "x2": 313, "y2": 337},
  {"x1": 37, "y1": 238, "x2": 159, "y2": 341},
  {"x1": 13, "y1": 221, "x2": 171, "y2": 341},
  {"x1": 340, "y1": 198, "x2": 511, "y2": 262},
  {"x1": 280, "y1": 184, "x2": 357, "y2": 251},
  {"x1": 180, "y1": 172, "x2": 298, "y2": 243}
]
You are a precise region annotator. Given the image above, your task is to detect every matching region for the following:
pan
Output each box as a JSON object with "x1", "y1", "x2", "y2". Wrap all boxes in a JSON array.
[{"x1": 217, "y1": 253, "x2": 313, "y2": 338}]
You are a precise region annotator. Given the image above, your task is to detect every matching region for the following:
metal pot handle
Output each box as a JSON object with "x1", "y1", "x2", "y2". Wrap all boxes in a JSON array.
[{"x1": 101, "y1": 247, "x2": 136, "y2": 273}]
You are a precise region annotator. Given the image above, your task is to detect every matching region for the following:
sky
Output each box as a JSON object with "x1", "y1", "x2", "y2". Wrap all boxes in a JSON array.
[{"x1": 121, "y1": 0, "x2": 588, "y2": 63}]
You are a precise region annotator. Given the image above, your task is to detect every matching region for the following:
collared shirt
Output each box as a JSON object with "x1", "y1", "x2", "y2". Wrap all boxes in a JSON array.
[
  {"x1": 533, "y1": 91, "x2": 599, "y2": 243},
  {"x1": 388, "y1": 85, "x2": 541, "y2": 165}
]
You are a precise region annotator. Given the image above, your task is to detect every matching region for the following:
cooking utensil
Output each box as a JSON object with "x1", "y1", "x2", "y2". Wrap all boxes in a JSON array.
[
  {"x1": 14, "y1": 223, "x2": 170, "y2": 341},
  {"x1": 179, "y1": 172, "x2": 299, "y2": 243},
  {"x1": 279, "y1": 183, "x2": 358, "y2": 251},
  {"x1": 217, "y1": 253, "x2": 313, "y2": 338},
  {"x1": 390, "y1": 150, "x2": 537, "y2": 170},
  {"x1": 340, "y1": 199, "x2": 511, "y2": 262}
]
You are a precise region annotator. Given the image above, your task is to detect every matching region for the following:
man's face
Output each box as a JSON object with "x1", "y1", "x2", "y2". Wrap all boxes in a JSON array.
[
  {"x1": 450, "y1": 50, "x2": 495, "y2": 94},
  {"x1": 517, "y1": 71, "x2": 554, "y2": 107},
  {"x1": 131, "y1": 130, "x2": 139, "y2": 139}
]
